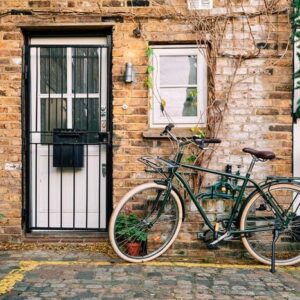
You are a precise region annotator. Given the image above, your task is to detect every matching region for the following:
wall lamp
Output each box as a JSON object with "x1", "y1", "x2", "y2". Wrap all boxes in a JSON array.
[
  {"x1": 124, "y1": 63, "x2": 135, "y2": 83},
  {"x1": 133, "y1": 26, "x2": 142, "y2": 38}
]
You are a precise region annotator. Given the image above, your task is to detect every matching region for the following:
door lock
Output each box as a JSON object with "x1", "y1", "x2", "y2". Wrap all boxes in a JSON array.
[
  {"x1": 100, "y1": 106, "x2": 106, "y2": 116},
  {"x1": 102, "y1": 163, "x2": 107, "y2": 177}
]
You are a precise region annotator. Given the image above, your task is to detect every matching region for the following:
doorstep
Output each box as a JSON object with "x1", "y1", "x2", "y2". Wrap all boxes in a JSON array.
[{"x1": 24, "y1": 231, "x2": 108, "y2": 243}]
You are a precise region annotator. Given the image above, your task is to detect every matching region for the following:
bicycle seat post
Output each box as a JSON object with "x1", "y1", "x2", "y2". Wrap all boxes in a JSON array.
[{"x1": 246, "y1": 156, "x2": 258, "y2": 175}]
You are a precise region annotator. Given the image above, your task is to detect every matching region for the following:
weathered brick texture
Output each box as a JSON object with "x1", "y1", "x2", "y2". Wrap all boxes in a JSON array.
[{"x1": 0, "y1": 0, "x2": 293, "y2": 257}]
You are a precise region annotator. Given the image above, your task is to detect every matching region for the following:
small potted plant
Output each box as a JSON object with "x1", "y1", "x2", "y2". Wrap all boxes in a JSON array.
[{"x1": 115, "y1": 213, "x2": 148, "y2": 256}]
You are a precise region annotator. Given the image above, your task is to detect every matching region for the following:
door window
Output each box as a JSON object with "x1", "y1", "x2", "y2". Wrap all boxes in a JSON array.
[{"x1": 33, "y1": 41, "x2": 104, "y2": 143}]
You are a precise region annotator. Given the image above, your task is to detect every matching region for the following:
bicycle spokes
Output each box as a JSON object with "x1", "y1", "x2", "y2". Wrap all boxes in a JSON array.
[
  {"x1": 242, "y1": 184, "x2": 300, "y2": 265},
  {"x1": 112, "y1": 186, "x2": 181, "y2": 260}
]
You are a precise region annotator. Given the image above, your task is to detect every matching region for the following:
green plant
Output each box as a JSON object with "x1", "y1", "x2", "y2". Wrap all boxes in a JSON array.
[
  {"x1": 190, "y1": 126, "x2": 205, "y2": 138},
  {"x1": 183, "y1": 89, "x2": 197, "y2": 116},
  {"x1": 146, "y1": 46, "x2": 166, "y2": 114},
  {"x1": 185, "y1": 154, "x2": 197, "y2": 163},
  {"x1": 145, "y1": 76, "x2": 153, "y2": 88},
  {"x1": 292, "y1": 0, "x2": 300, "y2": 118},
  {"x1": 146, "y1": 47, "x2": 153, "y2": 57},
  {"x1": 115, "y1": 213, "x2": 147, "y2": 242},
  {"x1": 295, "y1": 99, "x2": 300, "y2": 119},
  {"x1": 146, "y1": 47, "x2": 154, "y2": 88}
]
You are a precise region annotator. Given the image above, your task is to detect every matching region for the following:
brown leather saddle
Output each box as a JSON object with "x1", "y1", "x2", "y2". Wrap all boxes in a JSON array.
[{"x1": 243, "y1": 148, "x2": 276, "y2": 160}]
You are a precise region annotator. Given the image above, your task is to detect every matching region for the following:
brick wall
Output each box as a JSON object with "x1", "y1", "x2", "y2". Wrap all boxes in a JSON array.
[
  {"x1": 0, "y1": 21, "x2": 23, "y2": 241},
  {"x1": 0, "y1": 0, "x2": 293, "y2": 258}
]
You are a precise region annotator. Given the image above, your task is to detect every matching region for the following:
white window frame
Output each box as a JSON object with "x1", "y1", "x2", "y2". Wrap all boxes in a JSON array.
[{"x1": 150, "y1": 45, "x2": 207, "y2": 128}]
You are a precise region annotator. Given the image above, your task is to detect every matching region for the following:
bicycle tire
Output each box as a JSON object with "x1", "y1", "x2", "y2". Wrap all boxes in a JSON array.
[
  {"x1": 109, "y1": 182, "x2": 183, "y2": 263},
  {"x1": 240, "y1": 182, "x2": 300, "y2": 265}
]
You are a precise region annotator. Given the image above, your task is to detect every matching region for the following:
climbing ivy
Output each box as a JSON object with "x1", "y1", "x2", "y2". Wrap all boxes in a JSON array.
[
  {"x1": 146, "y1": 47, "x2": 154, "y2": 88},
  {"x1": 292, "y1": 0, "x2": 300, "y2": 118}
]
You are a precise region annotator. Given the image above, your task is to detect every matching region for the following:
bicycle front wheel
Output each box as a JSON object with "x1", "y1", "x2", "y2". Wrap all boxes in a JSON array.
[
  {"x1": 240, "y1": 183, "x2": 300, "y2": 265},
  {"x1": 109, "y1": 182, "x2": 183, "y2": 263}
]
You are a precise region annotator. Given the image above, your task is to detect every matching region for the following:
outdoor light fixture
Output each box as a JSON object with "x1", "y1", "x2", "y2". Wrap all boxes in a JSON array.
[
  {"x1": 133, "y1": 25, "x2": 142, "y2": 38},
  {"x1": 133, "y1": 27, "x2": 142, "y2": 38},
  {"x1": 124, "y1": 63, "x2": 135, "y2": 83}
]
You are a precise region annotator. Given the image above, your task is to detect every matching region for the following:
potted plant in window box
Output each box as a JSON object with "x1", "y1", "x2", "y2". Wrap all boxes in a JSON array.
[{"x1": 115, "y1": 213, "x2": 148, "y2": 256}]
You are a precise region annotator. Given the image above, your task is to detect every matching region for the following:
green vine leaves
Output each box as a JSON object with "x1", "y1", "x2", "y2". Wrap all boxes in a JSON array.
[
  {"x1": 146, "y1": 47, "x2": 153, "y2": 88},
  {"x1": 146, "y1": 46, "x2": 167, "y2": 114},
  {"x1": 293, "y1": 0, "x2": 300, "y2": 119}
]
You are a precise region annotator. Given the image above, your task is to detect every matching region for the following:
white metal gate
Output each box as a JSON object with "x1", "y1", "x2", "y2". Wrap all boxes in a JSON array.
[{"x1": 26, "y1": 37, "x2": 111, "y2": 230}]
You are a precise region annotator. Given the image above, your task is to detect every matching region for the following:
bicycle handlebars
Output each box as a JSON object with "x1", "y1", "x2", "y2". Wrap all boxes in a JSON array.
[
  {"x1": 193, "y1": 136, "x2": 222, "y2": 144},
  {"x1": 160, "y1": 123, "x2": 222, "y2": 148}
]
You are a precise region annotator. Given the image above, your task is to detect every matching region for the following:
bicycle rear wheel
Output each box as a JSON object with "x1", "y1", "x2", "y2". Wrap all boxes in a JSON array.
[
  {"x1": 240, "y1": 183, "x2": 300, "y2": 265},
  {"x1": 109, "y1": 182, "x2": 183, "y2": 263}
]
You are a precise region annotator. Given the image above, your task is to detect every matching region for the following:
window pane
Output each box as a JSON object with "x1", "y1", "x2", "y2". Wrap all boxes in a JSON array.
[
  {"x1": 159, "y1": 87, "x2": 197, "y2": 117},
  {"x1": 73, "y1": 98, "x2": 100, "y2": 142},
  {"x1": 40, "y1": 48, "x2": 67, "y2": 94},
  {"x1": 41, "y1": 98, "x2": 67, "y2": 143},
  {"x1": 72, "y1": 48, "x2": 99, "y2": 94},
  {"x1": 160, "y1": 55, "x2": 197, "y2": 86}
]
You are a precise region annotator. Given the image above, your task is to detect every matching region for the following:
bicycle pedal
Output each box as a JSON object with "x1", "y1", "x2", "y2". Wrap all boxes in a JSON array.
[
  {"x1": 207, "y1": 243, "x2": 220, "y2": 250},
  {"x1": 197, "y1": 232, "x2": 205, "y2": 240}
]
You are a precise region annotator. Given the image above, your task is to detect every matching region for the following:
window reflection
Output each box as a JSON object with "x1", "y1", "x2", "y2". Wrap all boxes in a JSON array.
[
  {"x1": 73, "y1": 98, "x2": 100, "y2": 142},
  {"x1": 41, "y1": 98, "x2": 67, "y2": 143},
  {"x1": 72, "y1": 48, "x2": 99, "y2": 94},
  {"x1": 160, "y1": 55, "x2": 197, "y2": 86},
  {"x1": 159, "y1": 88, "x2": 197, "y2": 117},
  {"x1": 159, "y1": 55, "x2": 198, "y2": 118},
  {"x1": 40, "y1": 48, "x2": 67, "y2": 94}
]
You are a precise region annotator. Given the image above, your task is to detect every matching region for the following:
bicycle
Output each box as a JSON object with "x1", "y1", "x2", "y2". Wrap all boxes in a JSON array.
[{"x1": 109, "y1": 123, "x2": 300, "y2": 271}]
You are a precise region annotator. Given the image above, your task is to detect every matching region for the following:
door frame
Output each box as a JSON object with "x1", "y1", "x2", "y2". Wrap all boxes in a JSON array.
[
  {"x1": 22, "y1": 28, "x2": 113, "y2": 233},
  {"x1": 293, "y1": 27, "x2": 300, "y2": 178}
]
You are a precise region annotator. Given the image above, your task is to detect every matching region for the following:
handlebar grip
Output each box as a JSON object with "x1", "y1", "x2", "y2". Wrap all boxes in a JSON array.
[
  {"x1": 203, "y1": 138, "x2": 221, "y2": 144},
  {"x1": 193, "y1": 136, "x2": 221, "y2": 146},
  {"x1": 161, "y1": 123, "x2": 175, "y2": 135}
]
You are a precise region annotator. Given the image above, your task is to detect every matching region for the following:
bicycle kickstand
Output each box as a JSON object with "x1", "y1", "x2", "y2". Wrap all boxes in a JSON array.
[{"x1": 271, "y1": 229, "x2": 279, "y2": 273}]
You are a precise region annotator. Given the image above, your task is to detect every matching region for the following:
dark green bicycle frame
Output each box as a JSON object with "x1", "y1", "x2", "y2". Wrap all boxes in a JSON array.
[{"x1": 158, "y1": 144, "x2": 297, "y2": 236}]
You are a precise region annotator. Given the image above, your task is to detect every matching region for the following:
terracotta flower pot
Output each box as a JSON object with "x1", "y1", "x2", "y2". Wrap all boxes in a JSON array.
[{"x1": 126, "y1": 242, "x2": 142, "y2": 256}]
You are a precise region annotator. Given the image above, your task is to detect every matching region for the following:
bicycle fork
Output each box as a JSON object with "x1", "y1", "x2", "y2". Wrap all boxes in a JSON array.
[{"x1": 146, "y1": 181, "x2": 173, "y2": 226}]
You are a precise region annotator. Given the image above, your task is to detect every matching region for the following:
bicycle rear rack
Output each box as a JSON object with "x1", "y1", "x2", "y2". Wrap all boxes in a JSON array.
[
  {"x1": 138, "y1": 156, "x2": 178, "y2": 178},
  {"x1": 266, "y1": 176, "x2": 300, "y2": 183}
]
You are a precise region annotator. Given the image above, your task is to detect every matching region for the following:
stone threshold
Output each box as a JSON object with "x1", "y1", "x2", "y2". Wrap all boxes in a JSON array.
[{"x1": 23, "y1": 231, "x2": 108, "y2": 243}]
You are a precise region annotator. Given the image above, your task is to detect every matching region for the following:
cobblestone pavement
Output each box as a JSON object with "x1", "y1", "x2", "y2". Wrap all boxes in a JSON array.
[{"x1": 1, "y1": 249, "x2": 300, "y2": 299}]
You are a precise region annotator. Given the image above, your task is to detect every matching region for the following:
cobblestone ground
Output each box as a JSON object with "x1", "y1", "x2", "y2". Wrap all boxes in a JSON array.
[{"x1": 0, "y1": 249, "x2": 300, "y2": 299}]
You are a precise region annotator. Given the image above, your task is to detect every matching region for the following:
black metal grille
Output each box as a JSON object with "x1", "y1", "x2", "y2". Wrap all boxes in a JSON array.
[{"x1": 24, "y1": 43, "x2": 112, "y2": 231}]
